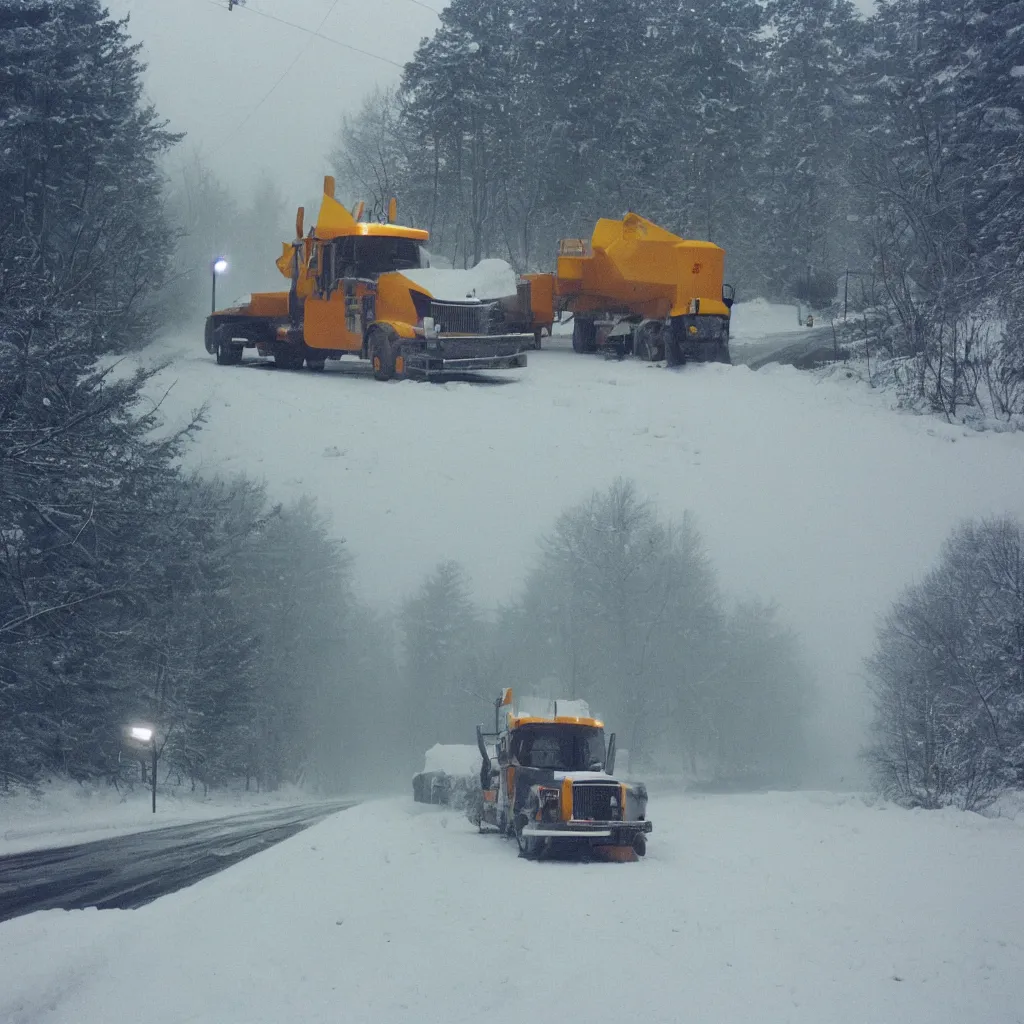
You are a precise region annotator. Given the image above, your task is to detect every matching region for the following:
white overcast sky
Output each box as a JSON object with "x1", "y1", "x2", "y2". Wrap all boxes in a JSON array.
[
  {"x1": 108, "y1": 0, "x2": 876, "y2": 206},
  {"x1": 106, "y1": 0, "x2": 442, "y2": 200}
]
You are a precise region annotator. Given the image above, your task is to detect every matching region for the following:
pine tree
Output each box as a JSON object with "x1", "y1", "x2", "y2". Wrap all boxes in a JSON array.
[
  {"x1": 402, "y1": 560, "x2": 481, "y2": 745},
  {"x1": 0, "y1": 0, "x2": 183, "y2": 785},
  {"x1": 757, "y1": 0, "x2": 864, "y2": 299}
]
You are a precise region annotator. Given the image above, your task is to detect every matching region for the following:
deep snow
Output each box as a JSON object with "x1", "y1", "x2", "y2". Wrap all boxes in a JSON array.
[
  {"x1": 134, "y1": 310, "x2": 1024, "y2": 778},
  {"x1": 2, "y1": 792, "x2": 1021, "y2": 1024}
]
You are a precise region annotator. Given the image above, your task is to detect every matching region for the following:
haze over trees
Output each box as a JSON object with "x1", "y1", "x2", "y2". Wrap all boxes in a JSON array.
[{"x1": 398, "y1": 482, "x2": 814, "y2": 787}]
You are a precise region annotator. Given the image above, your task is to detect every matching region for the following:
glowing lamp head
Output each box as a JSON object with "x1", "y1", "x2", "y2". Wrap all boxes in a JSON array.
[
  {"x1": 213, "y1": 257, "x2": 229, "y2": 275},
  {"x1": 130, "y1": 725, "x2": 153, "y2": 743}
]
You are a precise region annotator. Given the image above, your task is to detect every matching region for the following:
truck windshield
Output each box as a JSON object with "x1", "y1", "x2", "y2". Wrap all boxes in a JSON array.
[
  {"x1": 510, "y1": 724, "x2": 606, "y2": 771},
  {"x1": 343, "y1": 236, "x2": 422, "y2": 277}
]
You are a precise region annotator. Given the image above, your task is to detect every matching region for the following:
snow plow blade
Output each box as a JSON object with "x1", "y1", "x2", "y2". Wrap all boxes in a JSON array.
[
  {"x1": 403, "y1": 336, "x2": 529, "y2": 376},
  {"x1": 522, "y1": 819, "x2": 652, "y2": 844}
]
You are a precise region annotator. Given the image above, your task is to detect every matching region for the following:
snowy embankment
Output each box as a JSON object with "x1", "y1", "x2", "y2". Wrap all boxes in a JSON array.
[
  {"x1": 0, "y1": 780, "x2": 316, "y2": 855},
  {"x1": 136, "y1": 311, "x2": 1024, "y2": 778},
  {"x1": 2, "y1": 792, "x2": 1022, "y2": 1024}
]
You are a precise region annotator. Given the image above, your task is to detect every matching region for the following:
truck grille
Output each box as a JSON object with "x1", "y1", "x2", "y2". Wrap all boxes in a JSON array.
[
  {"x1": 572, "y1": 783, "x2": 622, "y2": 822},
  {"x1": 431, "y1": 301, "x2": 501, "y2": 336}
]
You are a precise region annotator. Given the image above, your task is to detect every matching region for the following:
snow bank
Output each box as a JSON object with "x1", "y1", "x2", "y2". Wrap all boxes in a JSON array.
[
  {"x1": 2, "y1": 791, "x2": 1021, "y2": 1024},
  {"x1": 401, "y1": 258, "x2": 518, "y2": 301}
]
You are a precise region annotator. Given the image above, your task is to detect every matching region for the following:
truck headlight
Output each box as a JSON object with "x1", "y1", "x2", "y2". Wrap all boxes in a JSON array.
[{"x1": 538, "y1": 787, "x2": 560, "y2": 822}]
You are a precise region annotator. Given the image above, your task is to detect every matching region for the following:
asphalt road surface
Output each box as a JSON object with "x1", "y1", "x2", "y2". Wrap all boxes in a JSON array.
[
  {"x1": 0, "y1": 800, "x2": 357, "y2": 924},
  {"x1": 734, "y1": 326, "x2": 845, "y2": 370}
]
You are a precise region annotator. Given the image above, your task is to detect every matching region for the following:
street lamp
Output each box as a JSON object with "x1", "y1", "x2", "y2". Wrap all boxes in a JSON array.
[
  {"x1": 127, "y1": 722, "x2": 158, "y2": 813},
  {"x1": 212, "y1": 256, "x2": 229, "y2": 315}
]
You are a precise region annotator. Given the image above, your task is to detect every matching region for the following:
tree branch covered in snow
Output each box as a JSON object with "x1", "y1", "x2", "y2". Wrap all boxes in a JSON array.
[{"x1": 866, "y1": 517, "x2": 1024, "y2": 810}]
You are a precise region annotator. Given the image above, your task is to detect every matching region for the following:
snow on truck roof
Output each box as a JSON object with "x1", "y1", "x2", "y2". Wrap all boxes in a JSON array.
[
  {"x1": 422, "y1": 744, "x2": 481, "y2": 776},
  {"x1": 506, "y1": 696, "x2": 604, "y2": 730}
]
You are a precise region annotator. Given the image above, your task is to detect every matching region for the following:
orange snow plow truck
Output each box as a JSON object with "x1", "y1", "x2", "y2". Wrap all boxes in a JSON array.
[
  {"x1": 470, "y1": 688, "x2": 652, "y2": 862},
  {"x1": 204, "y1": 177, "x2": 540, "y2": 379},
  {"x1": 548, "y1": 212, "x2": 735, "y2": 365}
]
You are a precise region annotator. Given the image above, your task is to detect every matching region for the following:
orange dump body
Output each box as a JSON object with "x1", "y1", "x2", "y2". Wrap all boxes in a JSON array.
[{"x1": 554, "y1": 213, "x2": 730, "y2": 320}]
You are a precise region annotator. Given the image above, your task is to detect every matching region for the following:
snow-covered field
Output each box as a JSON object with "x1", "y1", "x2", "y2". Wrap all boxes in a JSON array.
[
  {"x1": 2, "y1": 792, "x2": 1022, "y2": 1024},
  {"x1": 0, "y1": 780, "x2": 317, "y2": 855},
  {"x1": 137, "y1": 313, "x2": 1024, "y2": 776}
]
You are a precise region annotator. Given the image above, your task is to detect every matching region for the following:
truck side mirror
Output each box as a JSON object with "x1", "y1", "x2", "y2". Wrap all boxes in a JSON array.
[{"x1": 606, "y1": 733, "x2": 617, "y2": 775}]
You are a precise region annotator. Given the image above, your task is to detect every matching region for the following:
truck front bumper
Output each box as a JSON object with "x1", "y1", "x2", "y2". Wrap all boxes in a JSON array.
[
  {"x1": 522, "y1": 819, "x2": 653, "y2": 845},
  {"x1": 406, "y1": 334, "x2": 530, "y2": 375}
]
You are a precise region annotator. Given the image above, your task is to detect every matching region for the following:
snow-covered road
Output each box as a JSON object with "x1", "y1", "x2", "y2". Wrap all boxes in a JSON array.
[
  {"x1": 0, "y1": 801, "x2": 357, "y2": 923},
  {"x1": 2, "y1": 792, "x2": 1021, "y2": 1023}
]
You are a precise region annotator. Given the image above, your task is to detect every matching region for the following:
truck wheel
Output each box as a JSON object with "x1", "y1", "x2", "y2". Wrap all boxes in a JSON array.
[
  {"x1": 215, "y1": 332, "x2": 242, "y2": 366},
  {"x1": 369, "y1": 328, "x2": 397, "y2": 381},
  {"x1": 666, "y1": 336, "x2": 682, "y2": 367},
  {"x1": 204, "y1": 319, "x2": 217, "y2": 355},
  {"x1": 533, "y1": 328, "x2": 543, "y2": 350},
  {"x1": 634, "y1": 322, "x2": 664, "y2": 362},
  {"x1": 514, "y1": 816, "x2": 532, "y2": 858},
  {"x1": 572, "y1": 317, "x2": 596, "y2": 354},
  {"x1": 274, "y1": 345, "x2": 303, "y2": 370},
  {"x1": 305, "y1": 356, "x2": 326, "y2": 372}
]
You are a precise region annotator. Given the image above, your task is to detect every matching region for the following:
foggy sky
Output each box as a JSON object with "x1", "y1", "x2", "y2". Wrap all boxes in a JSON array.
[
  {"x1": 109, "y1": 0, "x2": 877, "y2": 208},
  {"x1": 107, "y1": 0, "x2": 441, "y2": 200}
]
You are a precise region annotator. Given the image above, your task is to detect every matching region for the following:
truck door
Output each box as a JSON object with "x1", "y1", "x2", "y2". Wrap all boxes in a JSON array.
[{"x1": 303, "y1": 239, "x2": 363, "y2": 353}]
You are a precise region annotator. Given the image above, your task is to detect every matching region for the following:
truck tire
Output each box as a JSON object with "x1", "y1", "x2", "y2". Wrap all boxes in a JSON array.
[
  {"x1": 572, "y1": 317, "x2": 597, "y2": 354},
  {"x1": 215, "y1": 330, "x2": 243, "y2": 366},
  {"x1": 634, "y1": 321, "x2": 664, "y2": 362},
  {"x1": 514, "y1": 817, "x2": 535, "y2": 859},
  {"x1": 666, "y1": 336, "x2": 682, "y2": 367},
  {"x1": 369, "y1": 327, "x2": 397, "y2": 381},
  {"x1": 274, "y1": 345, "x2": 303, "y2": 370},
  {"x1": 305, "y1": 354, "x2": 326, "y2": 372}
]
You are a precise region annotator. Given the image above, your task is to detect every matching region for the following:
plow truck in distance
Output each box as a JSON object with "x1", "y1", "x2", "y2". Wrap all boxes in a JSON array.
[
  {"x1": 552, "y1": 212, "x2": 735, "y2": 365},
  {"x1": 204, "y1": 177, "x2": 545, "y2": 379},
  {"x1": 471, "y1": 688, "x2": 652, "y2": 861}
]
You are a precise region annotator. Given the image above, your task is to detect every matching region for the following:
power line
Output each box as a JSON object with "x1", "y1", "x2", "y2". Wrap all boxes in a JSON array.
[
  {"x1": 400, "y1": 0, "x2": 443, "y2": 13},
  {"x1": 210, "y1": 0, "x2": 344, "y2": 153},
  {"x1": 205, "y1": 0, "x2": 413, "y2": 68}
]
